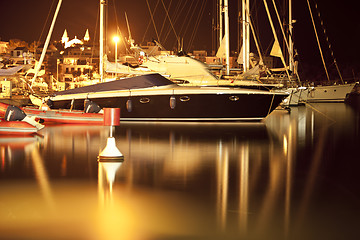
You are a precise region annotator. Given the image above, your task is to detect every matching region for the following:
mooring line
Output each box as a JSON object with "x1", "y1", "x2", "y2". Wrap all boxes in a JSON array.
[{"x1": 305, "y1": 102, "x2": 336, "y2": 124}]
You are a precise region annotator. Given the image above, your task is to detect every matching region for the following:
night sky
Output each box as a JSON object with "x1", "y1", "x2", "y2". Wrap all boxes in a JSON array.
[{"x1": 1, "y1": 0, "x2": 359, "y2": 79}]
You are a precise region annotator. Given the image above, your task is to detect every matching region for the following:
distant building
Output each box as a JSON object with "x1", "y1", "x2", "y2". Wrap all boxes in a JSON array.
[
  {"x1": 11, "y1": 47, "x2": 28, "y2": 57},
  {"x1": 57, "y1": 29, "x2": 98, "y2": 82},
  {"x1": 192, "y1": 50, "x2": 207, "y2": 62},
  {"x1": 205, "y1": 56, "x2": 221, "y2": 65},
  {"x1": 61, "y1": 29, "x2": 69, "y2": 44},
  {"x1": 0, "y1": 41, "x2": 8, "y2": 54},
  {"x1": 61, "y1": 45, "x2": 96, "y2": 77},
  {"x1": 61, "y1": 29, "x2": 90, "y2": 49}
]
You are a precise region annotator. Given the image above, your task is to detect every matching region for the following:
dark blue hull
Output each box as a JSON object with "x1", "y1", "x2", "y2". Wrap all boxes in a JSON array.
[{"x1": 51, "y1": 92, "x2": 287, "y2": 121}]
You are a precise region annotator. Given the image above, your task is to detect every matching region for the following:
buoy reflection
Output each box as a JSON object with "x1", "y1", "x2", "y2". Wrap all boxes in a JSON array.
[{"x1": 98, "y1": 160, "x2": 123, "y2": 206}]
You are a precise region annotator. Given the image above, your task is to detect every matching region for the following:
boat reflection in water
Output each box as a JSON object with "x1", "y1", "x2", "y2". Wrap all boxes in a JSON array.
[{"x1": 0, "y1": 103, "x2": 359, "y2": 239}]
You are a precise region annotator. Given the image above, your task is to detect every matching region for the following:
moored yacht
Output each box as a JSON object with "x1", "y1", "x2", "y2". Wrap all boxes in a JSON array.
[{"x1": 46, "y1": 73, "x2": 288, "y2": 121}]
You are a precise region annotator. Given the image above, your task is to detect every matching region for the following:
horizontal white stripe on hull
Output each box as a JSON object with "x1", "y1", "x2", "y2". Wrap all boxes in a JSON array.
[
  {"x1": 51, "y1": 87, "x2": 287, "y2": 101},
  {"x1": 26, "y1": 114, "x2": 102, "y2": 122},
  {"x1": 0, "y1": 128, "x2": 37, "y2": 133},
  {"x1": 120, "y1": 117, "x2": 264, "y2": 121}
]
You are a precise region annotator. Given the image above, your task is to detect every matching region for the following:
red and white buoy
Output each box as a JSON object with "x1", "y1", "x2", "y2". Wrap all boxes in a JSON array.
[{"x1": 98, "y1": 108, "x2": 123, "y2": 161}]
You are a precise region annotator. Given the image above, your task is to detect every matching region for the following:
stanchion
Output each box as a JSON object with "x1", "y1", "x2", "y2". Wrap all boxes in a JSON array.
[{"x1": 98, "y1": 108, "x2": 124, "y2": 161}]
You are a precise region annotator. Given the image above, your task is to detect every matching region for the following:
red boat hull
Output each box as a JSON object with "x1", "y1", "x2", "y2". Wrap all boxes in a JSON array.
[
  {"x1": 0, "y1": 120, "x2": 38, "y2": 135},
  {"x1": 23, "y1": 107, "x2": 104, "y2": 124},
  {"x1": 0, "y1": 102, "x2": 103, "y2": 125}
]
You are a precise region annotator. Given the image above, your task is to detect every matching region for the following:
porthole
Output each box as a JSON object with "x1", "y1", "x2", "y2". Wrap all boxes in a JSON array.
[
  {"x1": 180, "y1": 96, "x2": 190, "y2": 102},
  {"x1": 140, "y1": 97, "x2": 150, "y2": 104},
  {"x1": 229, "y1": 95, "x2": 239, "y2": 101}
]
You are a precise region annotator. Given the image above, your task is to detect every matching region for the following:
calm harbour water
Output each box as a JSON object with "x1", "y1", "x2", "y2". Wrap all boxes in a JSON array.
[{"x1": 1, "y1": 103, "x2": 359, "y2": 240}]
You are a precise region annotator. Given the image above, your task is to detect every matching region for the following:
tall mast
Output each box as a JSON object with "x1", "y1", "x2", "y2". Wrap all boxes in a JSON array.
[
  {"x1": 219, "y1": 0, "x2": 223, "y2": 47},
  {"x1": 31, "y1": 0, "x2": 62, "y2": 87},
  {"x1": 242, "y1": 0, "x2": 250, "y2": 73},
  {"x1": 263, "y1": 0, "x2": 291, "y2": 80},
  {"x1": 224, "y1": 0, "x2": 230, "y2": 75},
  {"x1": 99, "y1": 0, "x2": 105, "y2": 82},
  {"x1": 289, "y1": 0, "x2": 293, "y2": 72}
]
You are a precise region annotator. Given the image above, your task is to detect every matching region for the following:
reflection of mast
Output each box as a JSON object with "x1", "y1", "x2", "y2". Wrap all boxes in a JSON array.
[
  {"x1": 239, "y1": 143, "x2": 249, "y2": 234},
  {"x1": 27, "y1": 143, "x2": 55, "y2": 211},
  {"x1": 216, "y1": 140, "x2": 228, "y2": 231},
  {"x1": 284, "y1": 124, "x2": 296, "y2": 238}
]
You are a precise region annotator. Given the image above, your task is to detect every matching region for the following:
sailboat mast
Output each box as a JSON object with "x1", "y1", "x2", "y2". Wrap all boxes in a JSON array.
[
  {"x1": 263, "y1": 0, "x2": 291, "y2": 81},
  {"x1": 224, "y1": 0, "x2": 230, "y2": 75},
  {"x1": 242, "y1": 0, "x2": 250, "y2": 73},
  {"x1": 219, "y1": 0, "x2": 223, "y2": 47},
  {"x1": 99, "y1": 0, "x2": 105, "y2": 82},
  {"x1": 289, "y1": 0, "x2": 293, "y2": 72},
  {"x1": 31, "y1": 0, "x2": 62, "y2": 87}
]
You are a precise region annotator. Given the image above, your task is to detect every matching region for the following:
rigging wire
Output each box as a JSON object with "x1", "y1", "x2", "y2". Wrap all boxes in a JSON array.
[
  {"x1": 271, "y1": 0, "x2": 301, "y2": 84},
  {"x1": 306, "y1": 0, "x2": 330, "y2": 82},
  {"x1": 165, "y1": 0, "x2": 187, "y2": 46},
  {"x1": 178, "y1": 1, "x2": 200, "y2": 51},
  {"x1": 89, "y1": 2, "x2": 100, "y2": 64},
  {"x1": 37, "y1": 0, "x2": 57, "y2": 51},
  {"x1": 262, "y1": 0, "x2": 291, "y2": 81},
  {"x1": 145, "y1": 0, "x2": 161, "y2": 43},
  {"x1": 163, "y1": 0, "x2": 193, "y2": 50},
  {"x1": 312, "y1": 0, "x2": 343, "y2": 83},
  {"x1": 160, "y1": 0, "x2": 180, "y2": 49},
  {"x1": 187, "y1": 0, "x2": 207, "y2": 53},
  {"x1": 159, "y1": 0, "x2": 173, "y2": 42},
  {"x1": 111, "y1": 0, "x2": 130, "y2": 54},
  {"x1": 142, "y1": 0, "x2": 160, "y2": 44}
]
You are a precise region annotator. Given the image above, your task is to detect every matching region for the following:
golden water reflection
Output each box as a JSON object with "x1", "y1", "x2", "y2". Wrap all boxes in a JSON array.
[{"x1": 0, "y1": 103, "x2": 359, "y2": 239}]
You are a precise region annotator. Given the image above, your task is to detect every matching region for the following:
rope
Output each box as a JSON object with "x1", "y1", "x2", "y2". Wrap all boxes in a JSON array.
[
  {"x1": 267, "y1": 93, "x2": 275, "y2": 116},
  {"x1": 305, "y1": 102, "x2": 336, "y2": 124}
]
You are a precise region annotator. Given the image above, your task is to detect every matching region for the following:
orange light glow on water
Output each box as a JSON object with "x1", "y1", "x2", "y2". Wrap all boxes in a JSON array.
[{"x1": 1, "y1": 104, "x2": 360, "y2": 239}]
